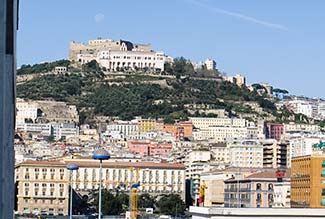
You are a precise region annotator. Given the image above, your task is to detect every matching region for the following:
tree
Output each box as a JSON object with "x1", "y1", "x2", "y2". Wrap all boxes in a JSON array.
[
  {"x1": 17, "y1": 59, "x2": 70, "y2": 75},
  {"x1": 172, "y1": 57, "x2": 195, "y2": 77},
  {"x1": 138, "y1": 193, "x2": 156, "y2": 210},
  {"x1": 92, "y1": 189, "x2": 129, "y2": 215},
  {"x1": 156, "y1": 194, "x2": 186, "y2": 216}
]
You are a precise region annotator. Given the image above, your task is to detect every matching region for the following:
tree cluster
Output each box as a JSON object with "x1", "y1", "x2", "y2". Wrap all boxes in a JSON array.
[
  {"x1": 90, "y1": 190, "x2": 185, "y2": 216},
  {"x1": 17, "y1": 59, "x2": 70, "y2": 75}
]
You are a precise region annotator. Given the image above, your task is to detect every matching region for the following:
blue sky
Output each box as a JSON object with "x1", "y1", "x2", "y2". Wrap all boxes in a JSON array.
[{"x1": 18, "y1": 0, "x2": 325, "y2": 98}]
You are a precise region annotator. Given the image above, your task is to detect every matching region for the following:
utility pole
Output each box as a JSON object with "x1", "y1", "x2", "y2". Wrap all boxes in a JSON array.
[{"x1": 0, "y1": 0, "x2": 17, "y2": 218}]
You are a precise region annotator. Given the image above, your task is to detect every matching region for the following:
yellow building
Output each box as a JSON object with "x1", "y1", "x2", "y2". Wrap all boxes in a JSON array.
[
  {"x1": 138, "y1": 119, "x2": 157, "y2": 132},
  {"x1": 291, "y1": 155, "x2": 325, "y2": 208}
]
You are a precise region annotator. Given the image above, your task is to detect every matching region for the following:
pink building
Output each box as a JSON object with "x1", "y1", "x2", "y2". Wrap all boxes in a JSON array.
[
  {"x1": 128, "y1": 141, "x2": 150, "y2": 157},
  {"x1": 128, "y1": 141, "x2": 172, "y2": 157},
  {"x1": 149, "y1": 142, "x2": 173, "y2": 157}
]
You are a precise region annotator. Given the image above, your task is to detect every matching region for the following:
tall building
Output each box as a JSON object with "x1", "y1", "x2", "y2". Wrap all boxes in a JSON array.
[
  {"x1": 291, "y1": 155, "x2": 325, "y2": 208},
  {"x1": 229, "y1": 140, "x2": 263, "y2": 168},
  {"x1": 263, "y1": 139, "x2": 290, "y2": 169},
  {"x1": 15, "y1": 159, "x2": 186, "y2": 216},
  {"x1": 0, "y1": 0, "x2": 17, "y2": 218}
]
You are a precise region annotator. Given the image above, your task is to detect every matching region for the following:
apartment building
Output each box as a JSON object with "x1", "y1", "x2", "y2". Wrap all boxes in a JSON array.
[
  {"x1": 200, "y1": 168, "x2": 255, "y2": 207},
  {"x1": 265, "y1": 123, "x2": 284, "y2": 141},
  {"x1": 284, "y1": 123, "x2": 320, "y2": 133},
  {"x1": 106, "y1": 120, "x2": 139, "y2": 136},
  {"x1": 289, "y1": 136, "x2": 325, "y2": 159},
  {"x1": 210, "y1": 142, "x2": 230, "y2": 164},
  {"x1": 193, "y1": 126, "x2": 248, "y2": 141},
  {"x1": 229, "y1": 140, "x2": 263, "y2": 168},
  {"x1": 224, "y1": 170, "x2": 290, "y2": 208},
  {"x1": 16, "y1": 122, "x2": 79, "y2": 140},
  {"x1": 138, "y1": 119, "x2": 158, "y2": 132},
  {"x1": 189, "y1": 117, "x2": 246, "y2": 129},
  {"x1": 15, "y1": 159, "x2": 185, "y2": 216},
  {"x1": 291, "y1": 155, "x2": 325, "y2": 208},
  {"x1": 127, "y1": 141, "x2": 172, "y2": 157},
  {"x1": 162, "y1": 121, "x2": 193, "y2": 138},
  {"x1": 263, "y1": 139, "x2": 290, "y2": 169}
]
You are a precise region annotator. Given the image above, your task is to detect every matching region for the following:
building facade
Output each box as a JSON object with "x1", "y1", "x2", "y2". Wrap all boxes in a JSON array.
[
  {"x1": 263, "y1": 140, "x2": 290, "y2": 169},
  {"x1": 265, "y1": 123, "x2": 284, "y2": 141},
  {"x1": 71, "y1": 38, "x2": 168, "y2": 72},
  {"x1": 291, "y1": 155, "x2": 325, "y2": 208},
  {"x1": 229, "y1": 140, "x2": 263, "y2": 168},
  {"x1": 15, "y1": 159, "x2": 186, "y2": 216},
  {"x1": 224, "y1": 170, "x2": 290, "y2": 208}
]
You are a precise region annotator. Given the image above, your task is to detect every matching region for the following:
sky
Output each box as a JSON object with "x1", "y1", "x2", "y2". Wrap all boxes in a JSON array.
[{"x1": 18, "y1": 0, "x2": 325, "y2": 98}]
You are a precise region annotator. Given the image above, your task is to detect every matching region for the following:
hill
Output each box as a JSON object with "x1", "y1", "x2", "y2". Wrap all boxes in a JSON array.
[{"x1": 16, "y1": 59, "x2": 292, "y2": 124}]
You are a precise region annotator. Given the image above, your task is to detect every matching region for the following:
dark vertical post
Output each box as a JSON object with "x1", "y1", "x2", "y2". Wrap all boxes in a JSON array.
[{"x1": 0, "y1": 0, "x2": 17, "y2": 218}]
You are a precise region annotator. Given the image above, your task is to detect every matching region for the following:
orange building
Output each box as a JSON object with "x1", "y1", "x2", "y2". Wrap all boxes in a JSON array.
[
  {"x1": 163, "y1": 121, "x2": 193, "y2": 138},
  {"x1": 291, "y1": 155, "x2": 325, "y2": 208},
  {"x1": 178, "y1": 121, "x2": 193, "y2": 137}
]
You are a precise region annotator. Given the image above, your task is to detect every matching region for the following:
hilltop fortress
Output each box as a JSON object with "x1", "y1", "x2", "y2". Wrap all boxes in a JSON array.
[{"x1": 69, "y1": 38, "x2": 171, "y2": 72}]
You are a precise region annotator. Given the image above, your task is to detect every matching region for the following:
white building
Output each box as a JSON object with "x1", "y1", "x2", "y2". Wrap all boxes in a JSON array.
[
  {"x1": 273, "y1": 181, "x2": 291, "y2": 208},
  {"x1": 106, "y1": 120, "x2": 139, "y2": 137},
  {"x1": 193, "y1": 126, "x2": 248, "y2": 141},
  {"x1": 16, "y1": 98, "x2": 41, "y2": 125},
  {"x1": 229, "y1": 140, "x2": 263, "y2": 168},
  {"x1": 189, "y1": 117, "x2": 247, "y2": 129},
  {"x1": 75, "y1": 38, "x2": 169, "y2": 72},
  {"x1": 186, "y1": 150, "x2": 212, "y2": 164},
  {"x1": 54, "y1": 66, "x2": 67, "y2": 74},
  {"x1": 284, "y1": 122, "x2": 320, "y2": 133},
  {"x1": 289, "y1": 136, "x2": 325, "y2": 158},
  {"x1": 96, "y1": 50, "x2": 166, "y2": 71},
  {"x1": 205, "y1": 59, "x2": 216, "y2": 70}
]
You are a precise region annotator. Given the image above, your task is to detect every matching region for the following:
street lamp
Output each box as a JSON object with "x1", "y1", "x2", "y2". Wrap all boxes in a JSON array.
[
  {"x1": 92, "y1": 148, "x2": 110, "y2": 219},
  {"x1": 66, "y1": 163, "x2": 79, "y2": 219}
]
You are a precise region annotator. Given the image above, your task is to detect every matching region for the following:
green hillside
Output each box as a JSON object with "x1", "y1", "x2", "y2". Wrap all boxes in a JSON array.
[{"x1": 17, "y1": 59, "x2": 279, "y2": 123}]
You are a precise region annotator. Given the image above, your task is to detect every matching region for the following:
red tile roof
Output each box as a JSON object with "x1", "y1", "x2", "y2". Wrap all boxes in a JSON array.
[{"x1": 246, "y1": 169, "x2": 290, "y2": 179}]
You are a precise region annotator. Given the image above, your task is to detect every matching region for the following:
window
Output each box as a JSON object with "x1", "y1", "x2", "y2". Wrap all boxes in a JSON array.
[
  {"x1": 322, "y1": 198, "x2": 325, "y2": 206},
  {"x1": 322, "y1": 180, "x2": 325, "y2": 184},
  {"x1": 256, "y1": 193, "x2": 262, "y2": 201},
  {"x1": 322, "y1": 170, "x2": 325, "y2": 177},
  {"x1": 322, "y1": 160, "x2": 325, "y2": 167},
  {"x1": 268, "y1": 183, "x2": 273, "y2": 191},
  {"x1": 322, "y1": 189, "x2": 325, "y2": 196},
  {"x1": 256, "y1": 183, "x2": 261, "y2": 190}
]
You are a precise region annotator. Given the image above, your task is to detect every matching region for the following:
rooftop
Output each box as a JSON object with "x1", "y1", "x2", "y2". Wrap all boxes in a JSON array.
[{"x1": 16, "y1": 159, "x2": 185, "y2": 169}]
